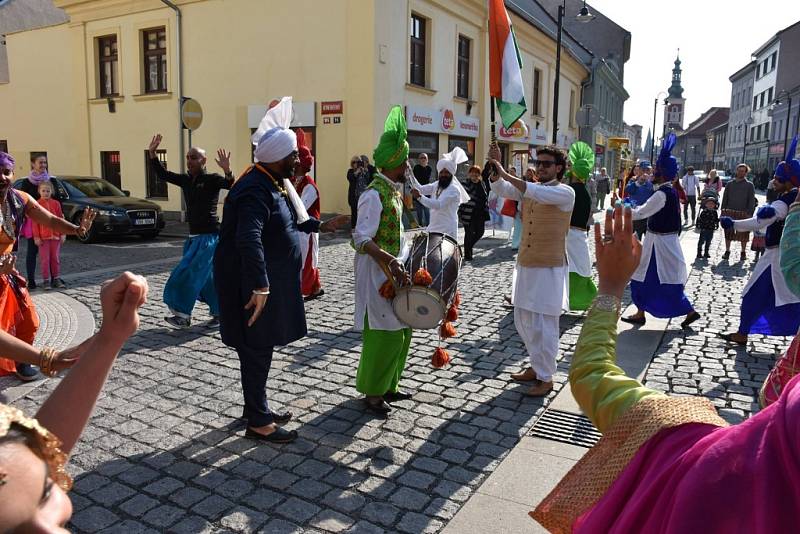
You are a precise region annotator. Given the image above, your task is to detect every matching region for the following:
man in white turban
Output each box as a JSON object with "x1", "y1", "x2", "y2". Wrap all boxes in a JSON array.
[
  {"x1": 213, "y1": 97, "x2": 319, "y2": 444},
  {"x1": 411, "y1": 147, "x2": 470, "y2": 239}
]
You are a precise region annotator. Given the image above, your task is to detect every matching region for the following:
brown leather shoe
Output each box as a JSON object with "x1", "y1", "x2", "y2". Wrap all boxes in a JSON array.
[
  {"x1": 525, "y1": 380, "x2": 554, "y2": 397},
  {"x1": 510, "y1": 367, "x2": 537, "y2": 382}
]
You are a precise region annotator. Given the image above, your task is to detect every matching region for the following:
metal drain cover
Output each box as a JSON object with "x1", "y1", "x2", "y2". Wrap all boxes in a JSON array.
[{"x1": 530, "y1": 409, "x2": 602, "y2": 448}]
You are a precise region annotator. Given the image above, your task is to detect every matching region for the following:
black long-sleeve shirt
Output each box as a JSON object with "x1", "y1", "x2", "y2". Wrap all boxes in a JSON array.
[{"x1": 149, "y1": 157, "x2": 233, "y2": 234}]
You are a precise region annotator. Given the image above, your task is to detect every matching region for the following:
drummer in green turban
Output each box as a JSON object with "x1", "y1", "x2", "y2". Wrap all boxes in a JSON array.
[
  {"x1": 352, "y1": 106, "x2": 414, "y2": 417},
  {"x1": 566, "y1": 141, "x2": 598, "y2": 310}
]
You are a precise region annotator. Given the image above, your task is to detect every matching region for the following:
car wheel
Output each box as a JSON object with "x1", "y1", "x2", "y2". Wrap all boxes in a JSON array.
[
  {"x1": 73, "y1": 212, "x2": 98, "y2": 244},
  {"x1": 139, "y1": 231, "x2": 160, "y2": 240}
]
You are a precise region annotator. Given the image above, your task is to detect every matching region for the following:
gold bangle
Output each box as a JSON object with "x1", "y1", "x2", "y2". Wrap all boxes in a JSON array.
[{"x1": 38, "y1": 347, "x2": 58, "y2": 377}]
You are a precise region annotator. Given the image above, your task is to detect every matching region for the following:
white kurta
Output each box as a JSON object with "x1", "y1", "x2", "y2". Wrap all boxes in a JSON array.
[
  {"x1": 353, "y1": 175, "x2": 409, "y2": 332},
  {"x1": 733, "y1": 200, "x2": 799, "y2": 307},
  {"x1": 566, "y1": 228, "x2": 592, "y2": 277},
  {"x1": 416, "y1": 181, "x2": 462, "y2": 239},
  {"x1": 491, "y1": 178, "x2": 575, "y2": 316},
  {"x1": 631, "y1": 189, "x2": 688, "y2": 285},
  {"x1": 298, "y1": 184, "x2": 319, "y2": 271}
]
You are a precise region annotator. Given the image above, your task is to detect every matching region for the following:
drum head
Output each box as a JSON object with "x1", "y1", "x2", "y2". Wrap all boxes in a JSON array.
[{"x1": 393, "y1": 287, "x2": 446, "y2": 330}]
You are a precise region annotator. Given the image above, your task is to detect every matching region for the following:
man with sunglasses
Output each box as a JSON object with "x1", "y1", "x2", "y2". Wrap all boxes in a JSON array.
[
  {"x1": 148, "y1": 134, "x2": 235, "y2": 329},
  {"x1": 489, "y1": 145, "x2": 574, "y2": 397}
]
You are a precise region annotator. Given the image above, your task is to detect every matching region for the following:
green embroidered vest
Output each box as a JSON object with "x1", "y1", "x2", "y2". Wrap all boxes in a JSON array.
[{"x1": 366, "y1": 176, "x2": 402, "y2": 256}]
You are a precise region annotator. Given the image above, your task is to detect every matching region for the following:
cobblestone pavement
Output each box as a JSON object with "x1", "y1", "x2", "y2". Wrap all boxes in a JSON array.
[{"x1": 8, "y1": 224, "x2": 790, "y2": 533}]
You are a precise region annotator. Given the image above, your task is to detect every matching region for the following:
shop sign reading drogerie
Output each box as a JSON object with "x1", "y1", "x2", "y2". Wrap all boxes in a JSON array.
[{"x1": 406, "y1": 106, "x2": 480, "y2": 138}]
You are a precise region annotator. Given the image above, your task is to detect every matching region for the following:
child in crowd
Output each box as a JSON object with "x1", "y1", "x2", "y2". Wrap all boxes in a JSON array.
[
  {"x1": 32, "y1": 182, "x2": 66, "y2": 289},
  {"x1": 695, "y1": 192, "x2": 719, "y2": 259}
]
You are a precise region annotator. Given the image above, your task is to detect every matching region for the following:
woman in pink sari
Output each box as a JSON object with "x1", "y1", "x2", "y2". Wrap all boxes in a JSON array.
[{"x1": 533, "y1": 205, "x2": 799, "y2": 533}]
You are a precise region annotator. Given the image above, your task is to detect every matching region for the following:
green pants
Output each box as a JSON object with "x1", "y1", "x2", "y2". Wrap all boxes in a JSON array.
[
  {"x1": 356, "y1": 315, "x2": 412, "y2": 396},
  {"x1": 569, "y1": 272, "x2": 598, "y2": 311}
]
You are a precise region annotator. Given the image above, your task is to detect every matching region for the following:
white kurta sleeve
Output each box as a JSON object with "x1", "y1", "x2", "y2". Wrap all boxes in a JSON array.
[
  {"x1": 490, "y1": 177, "x2": 523, "y2": 201},
  {"x1": 631, "y1": 190, "x2": 666, "y2": 220},
  {"x1": 417, "y1": 182, "x2": 439, "y2": 196},
  {"x1": 300, "y1": 185, "x2": 318, "y2": 211},
  {"x1": 418, "y1": 186, "x2": 459, "y2": 210},
  {"x1": 353, "y1": 190, "x2": 382, "y2": 249},
  {"x1": 524, "y1": 182, "x2": 575, "y2": 211},
  {"x1": 733, "y1": 199, "x2": 789, "y2": 232}
]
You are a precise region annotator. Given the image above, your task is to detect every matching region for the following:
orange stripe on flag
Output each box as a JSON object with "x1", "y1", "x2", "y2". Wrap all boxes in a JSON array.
[{"x1": 489, "y1": 0, "x2": 511, "y2": 98}]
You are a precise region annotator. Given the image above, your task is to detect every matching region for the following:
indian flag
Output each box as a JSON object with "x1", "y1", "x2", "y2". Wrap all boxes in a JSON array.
[{"x1": 489, "y1": 0, "x2": 527, "y2": 129}]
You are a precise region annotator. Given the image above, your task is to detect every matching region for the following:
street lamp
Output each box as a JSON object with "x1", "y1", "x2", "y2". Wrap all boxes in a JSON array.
[
  {"x1": 650, "y1": 91, "x2": 668, "y2": 163},
  {"x1": 552, "y1": 0, "x2": 595, "y2": 144}
]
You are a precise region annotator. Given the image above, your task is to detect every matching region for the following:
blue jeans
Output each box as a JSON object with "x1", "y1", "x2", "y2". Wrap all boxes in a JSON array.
[{"x1": 414, "y1": 201, "x2": 429, "y2": 227}]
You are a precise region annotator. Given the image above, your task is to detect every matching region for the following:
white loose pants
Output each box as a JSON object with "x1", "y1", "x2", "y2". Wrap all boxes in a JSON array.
[{"x1": 513, "y1": 307, "x2": 559, "y2": 382}]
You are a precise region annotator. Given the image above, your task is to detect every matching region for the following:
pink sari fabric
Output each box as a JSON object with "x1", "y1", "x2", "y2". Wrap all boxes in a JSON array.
[{"x1": 575, "y1": 374, "x2": 800, "y2": 533}]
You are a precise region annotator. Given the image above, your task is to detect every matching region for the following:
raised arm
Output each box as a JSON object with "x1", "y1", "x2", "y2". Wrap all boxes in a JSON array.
[
  {"x1": 732, "y1": 199, "x2": 788, "y2": 232},
  {"x1": 524, "y1": 182, "x2": 575, "y2": 210},
  {"x1": 630, "y1": 189, "x2": 666, "y2": 220},
  {"x1": 23, "y1": 192, "x2": 95, "y2": 238},
  {"x1": 36, "y1": 273, "x2": 147, "y2": 454},
  {"x1": 417, "y1": 185, "x2": 459, "y2": 210},
  {"x1": 148, "y1": 134, "x2": 185, "y2": 187},
  {"x1": 570, "y1": 207, "x2": 664, "y2": 433}
]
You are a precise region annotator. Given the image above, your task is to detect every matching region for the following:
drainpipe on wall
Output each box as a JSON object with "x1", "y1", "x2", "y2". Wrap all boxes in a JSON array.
[{"x1": 159, "y1": 0, "x2": 185, "y2": 220}]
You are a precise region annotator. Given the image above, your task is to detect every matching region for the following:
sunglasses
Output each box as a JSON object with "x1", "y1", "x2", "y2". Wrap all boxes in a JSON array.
[
  {"x1": 535, "y1": 160, "x2": 556, "y2": 168},
  {"x1": 0, "y1": 169, "x2": 12, "y2": 176}
]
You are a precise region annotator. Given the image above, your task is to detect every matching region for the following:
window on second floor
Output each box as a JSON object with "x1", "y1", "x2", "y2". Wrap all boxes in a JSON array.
[
  {"x1": 768, "y1": 87, "x2": 774, "y2": 104},
  {"x1": 143, "y1": 27, "x2": 167, "y2": 93},
  {"x1": 753, "y1": 95, "x2": 758, "y2": 111},
  {"x1": 759, "y1": 92, "x2": 766, "y2": 109},
  {"x1": 764, "y1": 122, "x2": 770, "y2": 140},
  {"x1": 456, "y1": 35, "x2": 470, "y2": 99},
  {"x1": 409, "y1": 14, "x2": 427, "y2": 87},
  {"x1": 532, "y1": 68, "x2": 542, "y2": 116},
  {"x1": 97, "y1": 35, "x2": 119, "y2": 97}
]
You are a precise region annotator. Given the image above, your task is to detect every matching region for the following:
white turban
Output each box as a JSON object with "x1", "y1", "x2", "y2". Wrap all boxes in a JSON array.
[
  {"x1": 252, "y1": 96, "x2": 297, "y2": 163},
  {"x1": 436, "y1": 147, "x2": 470, "y2": 204},
  {"x1": 250, "y1": 96, "x2": 309, "y2": 223}
]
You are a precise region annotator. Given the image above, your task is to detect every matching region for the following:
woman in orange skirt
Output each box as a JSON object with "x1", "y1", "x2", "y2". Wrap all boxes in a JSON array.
[{"x1": 0, "y1": 152, "x2": 95, "y2": 381}]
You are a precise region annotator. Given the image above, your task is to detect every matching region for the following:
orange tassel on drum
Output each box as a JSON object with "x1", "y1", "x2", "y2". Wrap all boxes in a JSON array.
[
  {"x1": 413, "y1": 268, "x2": 433, "y2": 286},
  {"x1": 379, "y1": 280, "x2": 396, "y2": 299},
  {"x1": 440, "y1": 321, "x2": 457, "y2": 339},
  {"x1": 453, "y1": 291, "x2": 462, "y2": 307},
  {"x1": 432, "y1": 347, "x2": 451, "y2": 368},
  {"x1": 446, "y1": 305, "x2": 458, "y2": 322}
]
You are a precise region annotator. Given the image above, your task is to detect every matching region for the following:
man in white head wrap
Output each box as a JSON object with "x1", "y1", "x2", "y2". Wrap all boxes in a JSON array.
[
  {"x1": 213, "y1": 97, "x2": 319, "y2": 445},
  {"x1": 410, "y1": 146, "x2": 470, "y2": 239}
]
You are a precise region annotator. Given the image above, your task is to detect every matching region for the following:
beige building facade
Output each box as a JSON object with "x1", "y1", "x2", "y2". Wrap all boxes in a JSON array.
[{"x1": 0, "y1": 0, "x2": 587, "y2": 216}]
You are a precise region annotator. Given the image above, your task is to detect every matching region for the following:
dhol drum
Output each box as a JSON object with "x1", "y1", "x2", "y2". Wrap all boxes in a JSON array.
[{"x1": 393, "y1": 232, "x2": 461, "y2": 329}]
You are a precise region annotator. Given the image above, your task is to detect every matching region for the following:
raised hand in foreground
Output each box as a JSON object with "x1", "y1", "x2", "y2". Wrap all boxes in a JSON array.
[{"x1": 594, "y1": 204, "x2": 642, "y2": 299}]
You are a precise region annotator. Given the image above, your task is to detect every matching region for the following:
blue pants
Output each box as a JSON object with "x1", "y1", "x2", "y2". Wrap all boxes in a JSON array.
[{"x1": 163, "y1": 234, "x2": 220, "y2": 318}]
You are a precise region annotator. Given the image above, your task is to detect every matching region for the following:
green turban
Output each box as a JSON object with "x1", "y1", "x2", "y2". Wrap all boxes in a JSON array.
[
  {"x1": 373, "y1": 106, "x2": 409, "y2": 170},
  {"x1": 568, "y1": 141, "x2": 594, "y2": 182}
]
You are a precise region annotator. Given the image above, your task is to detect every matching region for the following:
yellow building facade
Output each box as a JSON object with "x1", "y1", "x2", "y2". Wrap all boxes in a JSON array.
[{"x1": 0, "y1": 0, "x2": 587, "y2": 216}]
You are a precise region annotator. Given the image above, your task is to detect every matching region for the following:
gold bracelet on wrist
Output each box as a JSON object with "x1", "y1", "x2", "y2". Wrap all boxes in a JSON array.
[{"x1": 38, "y1": 347, "x2": 58, "y2": 377}]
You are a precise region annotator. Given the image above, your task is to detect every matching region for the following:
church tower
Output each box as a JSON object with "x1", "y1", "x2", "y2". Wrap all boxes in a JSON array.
[{"x1": 664, "y1": 51, "x2": 686, "y2": 132}]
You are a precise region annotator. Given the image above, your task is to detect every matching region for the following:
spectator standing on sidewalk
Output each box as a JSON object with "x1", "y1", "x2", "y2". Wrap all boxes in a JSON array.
[
  {"x1": 595, "y1": 167, "x2": 611, "y2": 210},
  {"x1": 17, "y1": 154, "x2": 53, "y2": 290},
  {"x1": 412, "y1": 153, "x2": 432, "y2": 226},
  {"x1": 148, "y1": 134, "x2": 234, "y2": 329},
  {"x1": 681, "y1": 166, "x2": 701, "y2": 225},
  {"x1": 31, "y1": 182, "x2": 66, "y2": 289},
  {"x1": 720, "y1": 163, "x2": 757, "y2": 260}
]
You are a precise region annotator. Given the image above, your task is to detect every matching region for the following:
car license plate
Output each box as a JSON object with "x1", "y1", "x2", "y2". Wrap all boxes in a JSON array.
[{"x1": 134, "y1": 218, "x2": 155, "y2": 225}]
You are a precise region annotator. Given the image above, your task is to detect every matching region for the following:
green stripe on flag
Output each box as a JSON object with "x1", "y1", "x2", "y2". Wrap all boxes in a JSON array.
[{"x1": 496, "y1": 99, "x2": 526, "y2": 130}]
